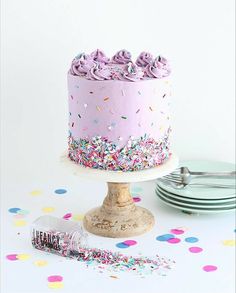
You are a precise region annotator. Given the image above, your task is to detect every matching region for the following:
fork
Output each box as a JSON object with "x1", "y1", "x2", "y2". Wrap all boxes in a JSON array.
[{"x1": 163, "y1": 167, "x2": 236, "y2": 187}]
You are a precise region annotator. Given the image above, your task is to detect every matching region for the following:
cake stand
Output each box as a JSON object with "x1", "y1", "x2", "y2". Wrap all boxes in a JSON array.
[{"x1": 61, "y1": 154, "x2": 178, "y2": 238}]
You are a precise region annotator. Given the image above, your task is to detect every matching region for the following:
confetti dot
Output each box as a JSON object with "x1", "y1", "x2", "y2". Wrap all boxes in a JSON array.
[
  {"x1": 149, "y1": 106, "x2": 153, "y2": 111},
  {"x1": 96, "y1": 106, "x2": 101, "y2": 111},
  {"x1": 163, "y1": 94, "x2": 166, "y2": 98},
  {"x1": 48, "y1": 275, "x2": 63, "y2": 282},
  {"x1": 54, "y1": 189, "x2": 67, "y2": 195},
  {"x1": 103, "y1": 97, "x2": 109, "y2": 101},
  {"x1": 78, "y1": 114, "x2": 81, "y2": 118},
  {"x1": 8, "y1": 208, "x2": 21, "y2": 214},
  {"x1": 30, "y1": 190, "x2": 42, "y2": 196},
  {"x1": 222, "y1": 240, "x2": 236, "y2": 246},
  {"x1": 71, "y1": 122, "x2": 74, "y2": 127},
  {"x1": 156, "y1": 234, "x2": 175, "y2": 241},
  {"x1": 70, "y1": 95, "x2": 73, "y2": 99},
  {"x1": 34, "y1": 260, "x2": 48, "y2": 267},
  {"x1": 189, "y1": 247, "x2": 203, "y2": 253},
  {"x1": 133, "y1": 197, "x2": 141, "y2": 202},
  {"x1": 138, "y1": 91, "x2": 141, "y2": 95},
  {"x1": 48, "y1": 282, "x2": 64, "y2": 289},
  {"x1": 16, "y1": 254, "x2": 31, "y2": 261},
  {"x1": 72, "y1": 214, "x2": 84, "y2": 221},
  {"x1": 123, "y1": 240, "x2": 137, "y2": 246},
  {"x1": 17, "y1": 209, "x2": 29, "y2": 216},
  {"x1": 185, "y1": 237, "x2": 199, "y2": 243},
  {"x1": 63, "y1": 213, "x2": 72, "y2": 220},
  {"x1": 170, "y1": 229, "x2": 185, "y2": 235},
  {"x1": 89, "y1": 91, "x2": 93, "y2": 94},
  {"x1": 116, "y1": 242, "x2": 129, "y2": 249},
  {"x1": 14, "y1": 220, "x2": 27, "y2": 227},
  {"x1": 203, "y1": 265, "x2": 218, "y2": 272},
  {"x1": 136, "y1": 109, "x2": 140, "y2": 114},
  {"x1": 42, "y1": 207, "x2": 55, "y2": 213},
  {"x1": 6, "y1": 254, "x2": 18, "y2": 261},
  {"x1": 167, "y1": 238, "x2": 181, "y2": 244}
]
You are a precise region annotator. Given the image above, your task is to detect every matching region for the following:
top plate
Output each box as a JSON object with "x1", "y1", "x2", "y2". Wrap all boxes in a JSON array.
[{"x1": 157, "y1": 160, "x2": 236, "y2": 200}]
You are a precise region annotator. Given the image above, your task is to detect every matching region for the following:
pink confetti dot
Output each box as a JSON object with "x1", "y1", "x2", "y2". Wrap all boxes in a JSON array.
[
  {"x1": 47, "y1": 275, "x2": 63, "y2": 282},
  {"x1": 189, "y1": 247, "x2": 203, "y2": 253},
  {"x1": 6, "y1": 254, "x2": 18, "y2": 261},
  {"x1": 123, "y1": 240, "x2": 137, "y2": 246},
  {"x1": 133, "y1": 197, "x2": 141, "y2": 202},
  {"x1": 170, "y1": 229, "x2": 184, "y2": 235},
  {"x1": 167, "y1": 238, "x2": 181, "y2": 244},
  {"x1": 63, "y1": 213, "x2": 72, "y2": 220},
  {"x1": 203, "y1": 265, "x2": 218, "y2": 272}
]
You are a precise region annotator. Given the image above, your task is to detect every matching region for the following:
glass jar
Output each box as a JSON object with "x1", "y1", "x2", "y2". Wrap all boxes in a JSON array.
[{"x1": 31, "y1": 215, "x2": 88, "y2": 257}]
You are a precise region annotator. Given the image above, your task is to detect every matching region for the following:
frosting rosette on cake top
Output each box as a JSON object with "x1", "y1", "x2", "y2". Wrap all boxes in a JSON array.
[
  {"x1": 136, "y1": 52, "x2": 154, "y2": 67},
  {"x1": 86, "y1": 63, "x2": 112, "y2": 81},
  {"x1": 70, "y1": 53, "x2": 95, "y2": 76},
  {"x1": 122, "y1": 62, "x2": 144, "y2": 81},
  {"x1": 145, "y1": 56, "x2": 171, "y2": 78},
  {"x1": 90, "y1": 49, "x2": 110, "y2": 64},
  {"x1": 112, "y1": 50, "x2": 132, "y2": 64},
  {"x1": 69, "y1": 49, "x2": 171, "y2": 80}
]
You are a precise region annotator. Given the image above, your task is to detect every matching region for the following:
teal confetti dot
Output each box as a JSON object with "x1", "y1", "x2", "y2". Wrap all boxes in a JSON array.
[
  {"x1": 156, "y1": 234, "x2": 175, "y2": 241},
  {"x1": 185, "y1": 237, "x2": 199, "y2": 243},
  {"x1": 54, "y1": 189, "x2": 67, "y2": 195}
]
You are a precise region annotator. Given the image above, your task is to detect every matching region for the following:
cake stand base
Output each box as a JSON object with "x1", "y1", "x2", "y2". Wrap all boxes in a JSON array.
[
  {"x1": 83, "y1": 182, "x2": 154, "y2": 238},
  {"x1": 61, "y1": 153, "x2": 178, "y2": 238}
]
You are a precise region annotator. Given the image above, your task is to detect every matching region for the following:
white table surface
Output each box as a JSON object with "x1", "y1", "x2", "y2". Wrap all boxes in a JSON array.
[{"x1": 1, "y1": 163, "x2": 235, "y2": 293}]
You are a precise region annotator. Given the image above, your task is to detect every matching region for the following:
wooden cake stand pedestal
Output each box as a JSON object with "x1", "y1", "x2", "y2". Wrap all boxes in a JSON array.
[{"x1": 61, "y1": 153, "x2": 178, "y2": 238}]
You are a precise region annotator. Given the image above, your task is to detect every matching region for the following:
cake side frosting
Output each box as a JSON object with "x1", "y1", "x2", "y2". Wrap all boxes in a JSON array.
[{"x1": 67, "y1": 49, "x2": 172, "y2": 171}]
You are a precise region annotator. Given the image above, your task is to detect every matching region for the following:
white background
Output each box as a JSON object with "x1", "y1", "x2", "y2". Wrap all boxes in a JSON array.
[
  {"x1": 1, "y1": 1, "x2": 235, "y2": 293},
  {"x1": 1, "y1": 0, "x2": 235, "y2": 183}
]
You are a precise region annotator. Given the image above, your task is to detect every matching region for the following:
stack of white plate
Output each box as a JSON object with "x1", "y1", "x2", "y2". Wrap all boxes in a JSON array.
[{"x1": 156, "y1": 161, "x2": 236, "y2": 214}]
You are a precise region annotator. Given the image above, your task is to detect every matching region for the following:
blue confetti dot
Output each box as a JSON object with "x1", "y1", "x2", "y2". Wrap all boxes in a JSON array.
[
  {"x1": 185, "y1": 237, "x2": 199, "y2": 243},
  {"x1": 156, "y1": 234, "x2": 175, "y2": 241},
  {"x1": 8, "y1": 208, "x2": 21, "y2": 214},
  {"x1": 54, "y1": 189, "x2": 67, "y2": 195},
  {"x1": 116, "y1": 242, "x2": 130, "y2": 249}
]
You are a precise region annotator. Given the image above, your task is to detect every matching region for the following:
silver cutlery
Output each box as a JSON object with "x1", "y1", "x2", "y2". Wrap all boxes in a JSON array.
[
  {"x1": 158, "y1": 178, "x2": 236, "y2": 189},
  {"x1": 163, "y1": 167, "x2": 236, "y2": 187}
]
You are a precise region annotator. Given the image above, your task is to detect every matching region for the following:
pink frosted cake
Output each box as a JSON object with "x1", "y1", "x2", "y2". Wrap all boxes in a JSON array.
[{"x1": 68, "y1": 49, "x2": 171, "y2": 171}]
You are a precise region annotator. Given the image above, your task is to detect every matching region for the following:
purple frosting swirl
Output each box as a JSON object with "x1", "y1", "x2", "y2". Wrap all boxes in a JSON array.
[
  {"x1": 145, "y1": 56, "x2": 171, "y2": 78},
  {"x1": 86, "y1": 63, "x2": 112, "y2": 81},
  {"x1": 112, "y1": 50, "x2": 132, "y2": 64},
  {"x1": 122, "y1": 62, "x2": 144, "y2": 81},
  {"x1": 70, "y1": 53, "x2": 95, "y2": 76},
  {"x1": 90, "y1": 49, "x2": 110, "y2": 64},
  {"x1": 136, "y1": 52, "x2": 154, "y2": 67}
]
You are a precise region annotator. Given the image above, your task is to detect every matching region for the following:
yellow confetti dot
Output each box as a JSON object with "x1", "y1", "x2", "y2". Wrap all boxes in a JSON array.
[
  {"x1": 42, "y1": 207, "x2": 55, "y2": 213},
  {"x1": 223, "y1": 240, "x2": 236, "y2": 246},
  {"x1": 48, "y1": 282, "x2": 64, "y2": 289},
  {"x1": 14, "y1": 220, "x2": 27, "y2": 227},
  {"x1": 30, "y1": 190, "x2": 42, "y2": 196},
  {"x1": 17, "y1": 254, "x2": 31, "y2": 260},
  {"x1": 34, "y1": 260, "x2": 48, "y2": 267},
  {"x1": 72, "y1": 214, "x2": 84, "y2": 221}
]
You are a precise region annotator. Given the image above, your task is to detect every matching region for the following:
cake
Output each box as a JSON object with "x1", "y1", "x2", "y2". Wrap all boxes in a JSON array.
[{"x1": 67, "y1": 49, "x2": 171, "y2": 172}]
